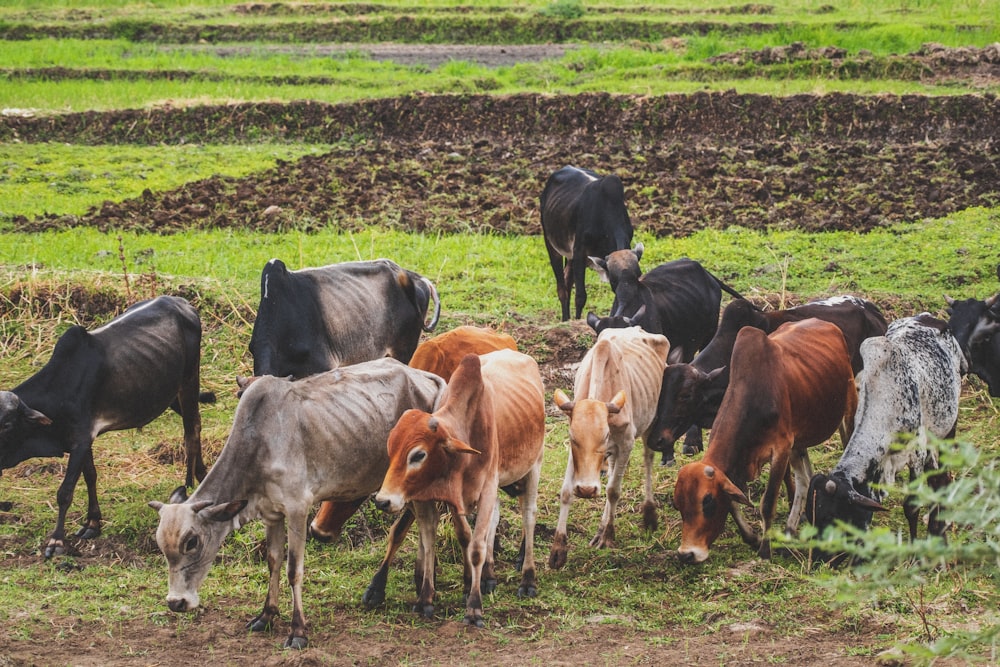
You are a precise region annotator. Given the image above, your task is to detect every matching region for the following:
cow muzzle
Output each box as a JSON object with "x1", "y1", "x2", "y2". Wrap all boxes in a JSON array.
[
  {"x1": 167, "y1": 593, "x2": 199, "y2": 613},
  {"x1": 677, "y1": 546, "x2": 709, "y2": 564},
  {"x1": 573, "y1": 484, "x2": 599, "y2": 499},
  {"x1": 373, "y1": 491, "x2": 404, "y2": 514}
]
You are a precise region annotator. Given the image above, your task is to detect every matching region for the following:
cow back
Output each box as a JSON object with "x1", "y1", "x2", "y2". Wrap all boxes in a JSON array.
[
  {"x1": 410, "y1": 326, "x2": 518, "y2": 380},
  {"x1": 479, "y1": 349, "x2": 545, "y2": 486},
  {"x1": 540, "y1": 166, "x2": 632, "y2": 259},
  {"x1": 576, "y1": 327, "x2": 670, "y2": 439}
]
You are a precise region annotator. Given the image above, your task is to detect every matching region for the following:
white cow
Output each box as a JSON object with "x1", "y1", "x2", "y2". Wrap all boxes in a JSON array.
[
  {"x1": 805, "y1": 314, "x2": 965, "y2": 541},
  {"x1": 549, "y1": 326, "x2": 669, "y2": 569}
]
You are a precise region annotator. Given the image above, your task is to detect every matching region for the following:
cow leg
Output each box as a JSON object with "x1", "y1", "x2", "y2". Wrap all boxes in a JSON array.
[
  {"x1": 177, "y1": 380, "x2": 206, "y2": 487},
  {"x1": 412, "y1": 502, "x2": 440, "y2": 619},
  {"x1": 450, "y1": 511, "x2": 475, "y2": 598},
  {"x1": 548, "y1": 462, "x2": 576, "y2": 569},
  {"x1": 479, "y1": 503, "x2": 500, "y2": 596},
  {"x1": 74, "y1": 449, "x2": 102, "y2": 540},
  {"x1": 757, "y1": 452, "x2": 791, "y2": 560},
  {"x1": 641, "y1": 445, "x2": 658, "y2": 533},
  {"x1": 785, "y1": 448, "x2": 813, "y2": 534},
  {"x1": 309, "y1": 497, "x2": 366, "y2": 543},
  {"x1": 284, "y1": 513, "x2": 309, "y2": 650},
  {"x1": 545, "y1": 240, "x2": 570, "y2": 321},
  {"x1": 926, "y1": 469, "x2": 952, "y2": 538},
  {"x1": 248, "y1": 519, "x2": 286, "y2": 634},
  {"x1": 516, "y1": 466, "x2": 540, "y2": 599},
  {"x1": 463, "y1": 487, "x2": 498, "y2": 628},
  {"x1": 363, "y1": 506, "x2": 415, "y2": 608},
  {"x1": 571, "y1": 253, "x2": 589, "y2": 320},
  {"x1": 730, "y1": 503, "x2": 759, "y2": 548},
  {"x1": 590, "y1": 443, "x2": 631, "y2": 549},
  {"x1": 45, "y1": 441, "x2": 92, "y2": 558},
  {"x1": 680, "y1": 425, "x2": 703, "y2": 457}
]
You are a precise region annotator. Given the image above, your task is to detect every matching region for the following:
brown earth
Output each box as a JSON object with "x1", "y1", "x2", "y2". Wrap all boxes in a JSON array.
[{"x1": 3, "y1": 45, "x2": 998, "y2": 667}]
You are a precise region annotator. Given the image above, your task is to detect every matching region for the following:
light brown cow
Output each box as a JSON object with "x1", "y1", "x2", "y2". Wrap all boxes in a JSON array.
[
  {"x1": 673, "y1": 318, "x2": 857, "y2": 564},
  {"x1": 374, "y1": 349, "x2": 545, "y2": 627},
  {"x1": 549, "y1": 326, "x2": 670, "y2": 569}
]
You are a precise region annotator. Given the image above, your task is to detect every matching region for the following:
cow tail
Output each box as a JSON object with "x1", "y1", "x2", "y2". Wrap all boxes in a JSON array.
[
  {"x1": 712, "y1": 273, "x2": 750, "y2": 305},
  {"x1": 421, "y1": 277, "x2": 441, "y2": 332}
]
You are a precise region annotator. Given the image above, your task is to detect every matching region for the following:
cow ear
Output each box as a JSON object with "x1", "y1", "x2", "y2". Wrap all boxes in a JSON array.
[
  {"x1": 705, "y1": 366, "x2": 727, "y2": 382},
  {"x1": 588, "y1": 257, "x2": 610, "y2": 282},
  {"x1": 167, "y1": 486, "x2": 189, "y2": 504},
  {"x1": 445, "y1": 437, "x2": 481, "y2": 456},
  {"x1": 632, "y1": 242, "x2": 644, "y2": 261},
  {"x1": 606, "y1": 390, "x2": 626, "y2": 414},
  {"x1": 716, "y1": 470, "x2": 751, "y2": 506},
  {"x1": 18, "y1": 401, "x2": 52, "y2": 426},
  {"x1": 553, "y1": 388, "x2": 575, "y2": 414},
  {"x1": 200, "y1": 500, "x2": 249, "y2": 522}
]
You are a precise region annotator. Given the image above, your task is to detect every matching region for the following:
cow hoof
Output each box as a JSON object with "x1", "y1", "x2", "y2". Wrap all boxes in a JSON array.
[
  {"x1": 517, "y1": 584, "x2": 537, "y2": 599},
  {"x1": 463, "y1": 614, "x2": 485, "y2": 628},
  {"x1": 0, "y1": 501, "x2": 12, "y2": 511},
  {"x1": 413, "y1": 603, "x2": 434, "y2": 619},
  {"x1": 482, "y1": 577, "x2": 498, "y2": 595},
  {"x1": 247, "y1": 615, "x2": 275, "y2": 632},
  {"x1": 758, "y1": 540, "x2": 772, "y2": 561},
  {"x1": 43, "y1": 541, "x2": 65, "y2": 559},
  {"x1": 362, "y1": 586, "x2": 386, "y2": 609},
  {"x1": 75, "y1": 525, "x2": 100, "y2": 540},
  {"x1": 283, "y1": 636, "x2": 308, "y2": 650},
  {"x1": 547, "y1": 549, "x2": 567, "y2": 570},
  {"x1": 659, "y1": 457, "x2": 675, "y2": 467},
  {"x1": 681, "y1": 444, "x2": 700, "y2": 456}
]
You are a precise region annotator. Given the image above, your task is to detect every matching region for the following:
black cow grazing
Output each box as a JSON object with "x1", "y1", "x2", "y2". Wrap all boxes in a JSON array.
[
  {"x1": 649, "y1": 296, "x2": 887, "y2": 462},
  {"x1": 0, "y1": 295, "x2": 210, "y2": 558},
  {"x1": 588, "y1": 250, "x2": 744, "y2": 364},
  {"x1": 945, "y1": 268, "x2": 1000, "y2": 396},
  {"x1": 249, "y1": 258, "x2": 441, "y2": 378},
  {"x1": 540, "y1": 165, "x2": 633, "y2": 321},
  {"x1": 805, "y1": 315, "x2": 964, "y2": 555}
]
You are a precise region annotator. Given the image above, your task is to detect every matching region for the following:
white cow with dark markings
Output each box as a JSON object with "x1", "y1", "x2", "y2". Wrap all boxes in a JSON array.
[
  {"x1": 805, "y1": 314, "x2": 965, "y2": 544},
  {"x1": 148, "y1": 358, "x2": 446, "y2": 650}
]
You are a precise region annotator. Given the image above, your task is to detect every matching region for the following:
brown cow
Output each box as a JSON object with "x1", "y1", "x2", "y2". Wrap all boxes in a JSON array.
[
  {"x1": 673, "y1": 318, "x2": 857, "y2": 563},
  {"x1": 308, "y1": 326, "x2": 520, "y2": 608},
  {"x1": 374, "y1": 349, "x2": 545, "y2": 627}
]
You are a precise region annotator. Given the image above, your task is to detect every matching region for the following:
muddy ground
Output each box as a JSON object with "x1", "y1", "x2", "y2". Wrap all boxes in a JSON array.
[{"x1": 2, "y1": 44, "x2": 999, "y2": 666}]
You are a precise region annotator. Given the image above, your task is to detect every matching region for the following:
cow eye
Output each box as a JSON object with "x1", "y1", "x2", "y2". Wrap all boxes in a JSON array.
[
  {"x1": 701, "y1": 493, "x2": 718, "y2": 518},
  {"x1": 183, "y1": 535, "x2": 200, "y2": 553},
  {"x1": 408, "y1": 450, "x2": 426, "y2": 466}
]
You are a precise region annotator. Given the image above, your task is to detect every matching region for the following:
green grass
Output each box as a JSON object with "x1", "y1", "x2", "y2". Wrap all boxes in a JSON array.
[{"x1": 0, "y1": 143, "x2": 332, "y2": 219}]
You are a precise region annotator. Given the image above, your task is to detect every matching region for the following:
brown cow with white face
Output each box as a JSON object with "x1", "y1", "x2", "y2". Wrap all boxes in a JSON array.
[
  {"x1": 673, "y1": 318, "x2": 857, "y2": 564},
  {"x1": 374, "y1": 349, "x2": 545, "y2": 627},
  {"x1": 549, "y1": 326, "x2": 670, "y2": 569}
]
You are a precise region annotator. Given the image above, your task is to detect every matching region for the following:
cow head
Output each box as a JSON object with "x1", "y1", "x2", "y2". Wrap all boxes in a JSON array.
[
  {"x1": 585, "y1": 305, "x2": 646, "y2": 335},
  {"x1": 148, "y1": 487, "x2": 248, "y2": 613},
  {"x1": 673, "y1": 462, "x2": 750, "y2": 563},
  {"x1": 804, "y1": 472, "x2": 887, "y2": 536},
  {"x1": 375, "y1": 410, "x2": 481, "y2": 515},
  {"x1": 648, "y1": 365, "x2": 726, "y2": 455},
  {"x1": 553, "y1": 388, "x2": 625, "y2": 499},
  {"x1": 590, "y1": 243, "x2": 644, "y2": 317},
  {"x1": 0, "y1": 391, "x2": 52, "y2": 467},
  {"x1": 945, "y1": 293, "x2": 1000, "y2": 391}
]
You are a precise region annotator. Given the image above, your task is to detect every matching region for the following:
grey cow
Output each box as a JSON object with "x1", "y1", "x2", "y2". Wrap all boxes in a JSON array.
[{"x1": 149, "y1": 358, "x2": 446, "y2": 650}]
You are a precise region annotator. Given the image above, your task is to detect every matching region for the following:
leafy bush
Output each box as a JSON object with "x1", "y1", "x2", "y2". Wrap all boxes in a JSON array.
[
  {"x1": 538, "y1": 0, "x2": 585, "y2": 20},
  {"x1": 784, "y1": 439, "x2": 1000, "y2": 663}
]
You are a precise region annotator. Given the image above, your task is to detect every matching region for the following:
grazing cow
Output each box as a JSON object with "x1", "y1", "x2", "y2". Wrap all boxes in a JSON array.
[
  {"x1": 945, "y1": 271, "x2": 1000, "y2": 396},
  {"x1": 374, "y1": 350, "x2": 545, "y2": 627},
  {"x1": 587, "y1": 250, "x2": 744, "y2": 364},
  {"x1": 673, "y1": 318, "x2": 857, "y2": 563},
  {"x1": 307, "y1": 324, "x2": 519, "y2": 596},
  {"x1": 249, "y1": 258, "x2": 440, "y2": 378},
  {"x1": 540, "y1": 165, "x2": 633, "y2": 321},
  {"x1": 549, "y1": 326, "x2": 670, "y2": 569},
  {"x1": 651, "y1": 296, "x2": 888, "y2": 460},
  {"x1": 805, "y1": 314, "x2": 964, "y2": 546},
  {"x1": 148, "y1": 359, "x2": 445, "y2": 650},
  {"x1": 0, "y1": 295, "x2": 210, "y2": 558}
]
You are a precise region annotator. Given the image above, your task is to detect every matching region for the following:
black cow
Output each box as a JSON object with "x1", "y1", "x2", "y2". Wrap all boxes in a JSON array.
[
  {"x1": 650, "y1": 296, "x2": 887, "y2": 462},
  {"x1": 540, "y1": 165, "x2": 633, "y2": 321},
  {"x1": 945, "y1": 267, "x2": 1000, "y2": 396},
  {"x1": 587, "y1": 250, "x2": 744, "y2": 364},
  {"x1": 0, "y1": 295, "x2": 210, "y2": 558},
  {"x1": 249, "y1": 258, "x2": 441, "y2": 378}
]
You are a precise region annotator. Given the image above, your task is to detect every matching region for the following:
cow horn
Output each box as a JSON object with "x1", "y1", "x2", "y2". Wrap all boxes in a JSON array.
[
  {"x1": 986, "y1": 293, "x2": 999, "y2": 308},
  {"x1": 847, "y1": 489, "x2": 888, "y2": 512},
  {"x1": 704, "y1": 466, "x2": 715, "y2": 479},
  {"x1": 824, "y1": 479, "x2": 837, "y2": 495},
  {"x1": 944, "y1": 294, "x2": 955, "y2": 307},
  {"x1": 428, "y1": 416, "x2": 438, "y2": 432},
  {"x1": 624, "y1": 304, "x2": 646, "y2": 326}
]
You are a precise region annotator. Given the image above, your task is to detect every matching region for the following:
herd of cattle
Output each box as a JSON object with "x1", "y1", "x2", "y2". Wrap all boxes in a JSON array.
[{"x1": 2, "y1": 165, "x2": 999, "y2": 649}]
